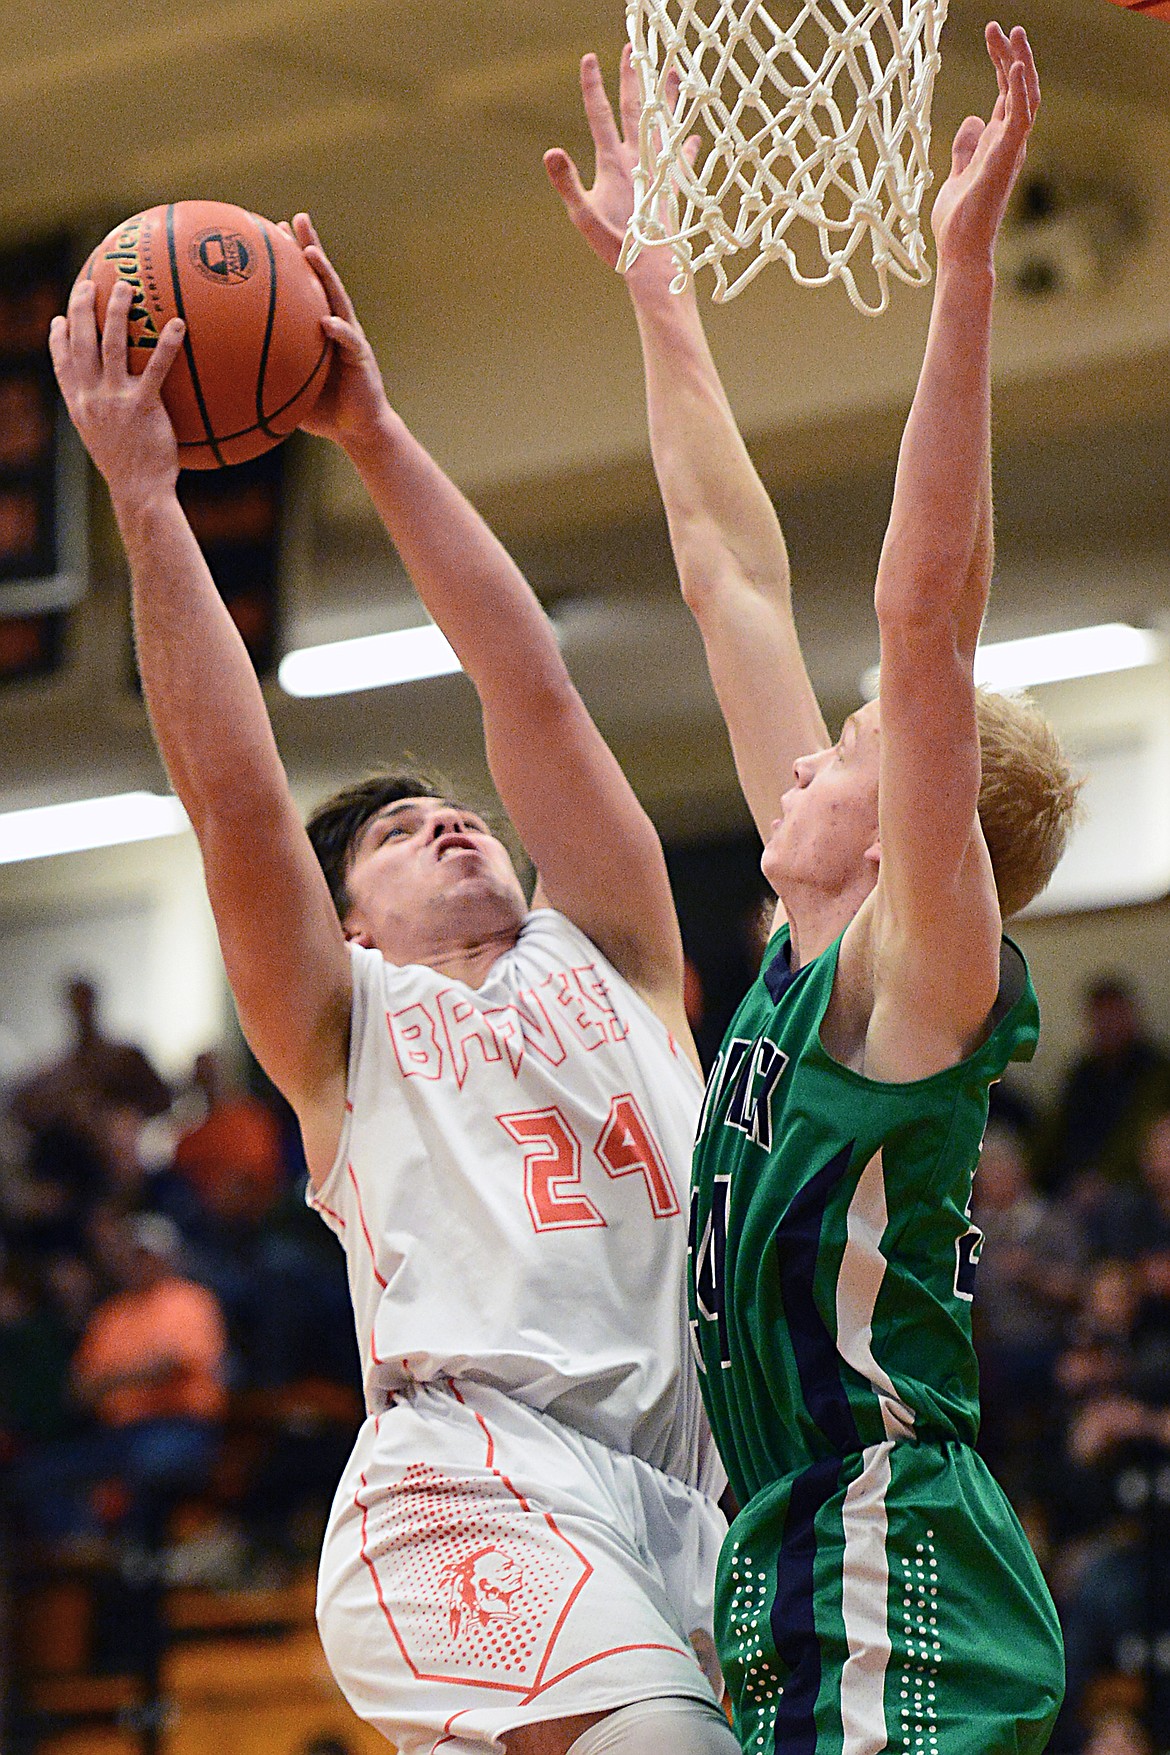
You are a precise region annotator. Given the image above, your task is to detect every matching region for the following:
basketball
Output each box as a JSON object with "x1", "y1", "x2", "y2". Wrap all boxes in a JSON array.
[
  {"x1": 1104, "y1": 0, "x2": 1170, "y2": 17},
  {"x1": 78, "y1": 201, "x2": 333, "y2": 469}
]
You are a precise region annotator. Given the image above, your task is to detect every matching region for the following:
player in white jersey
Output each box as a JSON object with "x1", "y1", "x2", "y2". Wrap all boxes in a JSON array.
[{"x1": 50, "y1": 221, "x2": 735, "y2": 1755}]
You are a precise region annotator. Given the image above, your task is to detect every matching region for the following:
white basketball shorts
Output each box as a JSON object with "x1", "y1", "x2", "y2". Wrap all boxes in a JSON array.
[{"x1": 316, "y1": 1379, "x2": 727, "y2": 1754}]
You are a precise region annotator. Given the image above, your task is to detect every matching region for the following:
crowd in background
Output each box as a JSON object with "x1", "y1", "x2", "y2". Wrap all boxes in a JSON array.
[
  {"x1": 3, "y1": 958, "x2": 1170, "y2": 1754},
  {"x1": 0, "y1": 977, "x2": 359, "y2": 1597}
]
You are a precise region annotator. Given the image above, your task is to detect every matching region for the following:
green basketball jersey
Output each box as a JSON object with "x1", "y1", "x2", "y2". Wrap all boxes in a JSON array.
[{"x1": 689, "y1": 923, "x2": 1039, "y2": 1506}]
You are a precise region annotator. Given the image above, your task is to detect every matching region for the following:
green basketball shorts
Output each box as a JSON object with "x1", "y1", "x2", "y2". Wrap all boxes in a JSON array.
[{"x1": 716, "y1": 1438, "x2": 1063, "y2": 1755}]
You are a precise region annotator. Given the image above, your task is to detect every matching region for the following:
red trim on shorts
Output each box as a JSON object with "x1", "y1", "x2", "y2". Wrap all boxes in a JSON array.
[
  {"x1": 526, "y1": 1642, "x2": 685, "y2": 1702},
  {"x1": 445, "y1": 1383, "x2": 691, "y2": 1701},
  {"x1": 449, "y1": 1382, "x2": 502, "y2": 1476},
  {"x1": 355, "y1": 1459, "x2": 530, "y2": 1696},
  {"x1": 356, "y1": 1466, "x2": 419, "y2": 1676},
  {"x1": 357, "y1": 1384, "x2": 697, "y2": 1706},
  {"x1": 433, "y1": 1708, "x2": 473, "y2": 1751}
]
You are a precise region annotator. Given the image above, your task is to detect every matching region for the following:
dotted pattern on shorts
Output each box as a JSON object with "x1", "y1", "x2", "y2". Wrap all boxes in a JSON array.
[
  {"x1": 724, "y1": 1540, "x2": 782, "y2": 1755},
  {"x1": 896, "y1": 1528, "x2": 940, "y2": 1754},
  {"x1": 361, "y1": 1461, "x2": 589, "y2": 1689}
]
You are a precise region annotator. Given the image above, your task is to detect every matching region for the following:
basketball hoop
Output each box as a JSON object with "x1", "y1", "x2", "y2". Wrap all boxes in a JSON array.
[{"x1": 617, "y1": 0, "x2": 951, "y2": 314}]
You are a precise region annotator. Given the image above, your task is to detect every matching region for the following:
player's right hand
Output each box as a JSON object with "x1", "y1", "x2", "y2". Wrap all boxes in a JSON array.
[
  {"x1": 545, "y1": 48, "x2": 695, "y2": 304},
  {"x1": 49, "y1": 276, "x2": 185, "y2": 507}
]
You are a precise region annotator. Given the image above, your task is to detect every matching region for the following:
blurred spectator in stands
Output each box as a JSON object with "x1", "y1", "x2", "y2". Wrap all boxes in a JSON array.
[
  {"x1": 7, "y1": 1211, "x2": 226, "y2": 1547},
  {"x1": 1128, "y1": 1111, "x2": 1170, "y2": 1292},
  {"x1": 1033, "y1": 977, "x2": 1170, "y2": 1197},
  {"x1": 1044, "y1": 1251, "x2": 1170, "y2": 1750},
  {"x1": 9, "y1": 976, "x2": 170, "y2": 1140},
  {"x1": 1081, "y1": 1707, "x2": 1152, "y2": 1755},
  {"x1": 987, "y1": 1073, "x2": 1040, "y2": 1145},
  {"x1": 3, "y1": 977, "x2": 171, "y2": 1258},
  {"x1": 972, "y1": 1121, "x2": 1085, "y2": 1487},
  {"x1": 1043, "y1": 1108, "x2": 1170, "y2": 1278},
  {"x1": 135, "y1": 1052, "x2": 359, "y2": 1573},
  {"x1": 156, "y1": 1050, "x2": 287, "y2": 1389},
  {"x1": 171, "y1": 1049, "x2": 282, "y2": 1225}
]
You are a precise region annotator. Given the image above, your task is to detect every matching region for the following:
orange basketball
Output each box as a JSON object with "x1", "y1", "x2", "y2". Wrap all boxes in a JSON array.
[
  {"x1": 78, "y1": 201, "x2": 333, "y2": 469},
  {"x1": 1104, "y1": 0, "x2": 1170, "y2": 17}
]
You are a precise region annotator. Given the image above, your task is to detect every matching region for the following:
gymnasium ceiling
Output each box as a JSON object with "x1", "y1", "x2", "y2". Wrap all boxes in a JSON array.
[{"x1": 2, "y1": 0, "x2": 1170, "y2": 839}]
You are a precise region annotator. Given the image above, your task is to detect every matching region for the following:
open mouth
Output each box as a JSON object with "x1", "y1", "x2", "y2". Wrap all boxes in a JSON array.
[{"x1": 435, "y1": 835, "x2": 479, "y2": 860}]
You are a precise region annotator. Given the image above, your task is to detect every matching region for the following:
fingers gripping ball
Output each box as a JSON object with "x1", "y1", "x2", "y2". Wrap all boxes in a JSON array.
[{"x1": 78, "y1": 201, "x2": 332, "y2": 469}]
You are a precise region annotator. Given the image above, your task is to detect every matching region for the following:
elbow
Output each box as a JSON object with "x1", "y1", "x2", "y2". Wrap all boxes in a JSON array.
[
  {"x1": 874, "y1": 581, "x2": 970, "y2": 679},
  {"x1": 482, "y1": 656, "x2": 579, "y2": 737},
  {"x1": 678, "y1": 559, "x2": 718, "y2": 619},
  {"x1": 876, "y1": 511, "x2": 989, "y2": 623},
  {"x1": 874, "y1": 549, "x2": 981, "y2": 643},
  {"x1": 676, "y1": 539, "x2": 786, "y2": 629}
]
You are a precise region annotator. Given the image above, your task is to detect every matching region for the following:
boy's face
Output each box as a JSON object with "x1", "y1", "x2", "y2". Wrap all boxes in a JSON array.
[
  {"x1": 762, "y1": 701, "x2": 881, "y2": 898},
  {"x1": 342, "y1": 795, "x2": 528, "y2": 961}
]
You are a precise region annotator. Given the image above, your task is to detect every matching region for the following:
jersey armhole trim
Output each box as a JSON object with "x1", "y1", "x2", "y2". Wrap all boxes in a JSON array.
[{"x1": 313, "y1": 940, "x2": 371, "y2": 1207}]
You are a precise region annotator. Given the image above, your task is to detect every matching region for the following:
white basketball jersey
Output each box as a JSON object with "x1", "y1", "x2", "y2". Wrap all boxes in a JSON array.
[{"x1": 308, "y1": 909, "x2": 723, "y2": 1495}]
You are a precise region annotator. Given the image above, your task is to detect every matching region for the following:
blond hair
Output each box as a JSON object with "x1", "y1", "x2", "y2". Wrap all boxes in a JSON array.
[{"x1": 975, "y1": 689, "x2": 1082, "y2": 920}]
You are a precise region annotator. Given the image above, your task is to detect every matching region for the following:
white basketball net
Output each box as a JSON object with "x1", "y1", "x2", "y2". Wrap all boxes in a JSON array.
[{"x1": 617, "y1": 0, "x2": 950, "y2": 314}]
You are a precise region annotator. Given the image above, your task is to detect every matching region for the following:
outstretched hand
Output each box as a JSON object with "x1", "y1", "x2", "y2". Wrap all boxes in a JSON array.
[
  {"x1": 931, "y1": 22, "x2": 1039, "y2": 266},
  {"x1": 284, "y1": 214, "x2": 392, "y2": 450},
  {"x1": 545, "y1": 47, "x2": 692, "y2": 301},
  {"x1": 48, "y1": 278, "x2": 186, "y2": 509}
]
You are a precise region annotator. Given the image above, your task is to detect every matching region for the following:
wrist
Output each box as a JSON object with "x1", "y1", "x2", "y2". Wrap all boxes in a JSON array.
[
  {"x1": 339, "y1": 397, "x2": 405, "y2": 470},
  {"x1": 110, "y1": 481, "x2": 183, "y2": 548},
  {"x1": 933, "y1": 251, "x2": 996, "y2": 298},
  {"x1": 632, "y1": 282, "x2": 703, "y2": 345}
]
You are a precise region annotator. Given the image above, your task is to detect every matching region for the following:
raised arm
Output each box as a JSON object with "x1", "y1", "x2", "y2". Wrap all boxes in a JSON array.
[
  {"x1": 49, "y1": 280, "x2": 351, "y2": 1182},
  {"x1": 546, "y1": 52, "x2": 829, "y2": 846},
  {"x1": 290, "y1": 218, "x2": 686, "y2": 1024},
  {"x1": 868, "y1": 25, "x2": 1040, "y2": 1052}
]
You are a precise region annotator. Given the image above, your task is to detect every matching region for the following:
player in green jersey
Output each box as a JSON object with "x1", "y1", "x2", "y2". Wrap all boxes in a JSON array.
[{"x1": 549, "y1": 20, "x2": 1082, "y2": 1755}]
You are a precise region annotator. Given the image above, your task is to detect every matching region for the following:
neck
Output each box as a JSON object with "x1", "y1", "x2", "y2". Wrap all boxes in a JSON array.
[
  {"x1": 381, "y1": 918, "x2": 525, "y2": 988},
  {"x1": 781, "y1": 874, "x2": 874, "y2": 972}
]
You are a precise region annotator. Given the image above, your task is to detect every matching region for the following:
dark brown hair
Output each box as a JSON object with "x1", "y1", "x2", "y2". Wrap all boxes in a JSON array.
[{"x1": 306, "y1": 768, "x2": 447, "y2": 920}]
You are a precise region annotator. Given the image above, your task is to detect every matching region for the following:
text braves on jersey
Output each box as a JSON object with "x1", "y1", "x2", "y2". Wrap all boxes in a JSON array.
[{"x1": 388, "y1": 962, "x2": 631, "y2": 1088}]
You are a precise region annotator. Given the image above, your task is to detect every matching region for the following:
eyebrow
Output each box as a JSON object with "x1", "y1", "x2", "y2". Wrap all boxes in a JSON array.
[
  {"x1": 356, "y1": 799, "x2": 427, "y2": 850},
  {"x1": 359, "y1": 798, "x2": 484, "y2": 847}
]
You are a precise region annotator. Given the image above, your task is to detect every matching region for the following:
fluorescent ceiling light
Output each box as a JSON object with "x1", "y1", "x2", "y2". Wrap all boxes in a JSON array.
[
  {"x1": 0, "y1": 792, "x2": 189, "y2": 865},
  {"x1": 861, "y1": 622, "x2": 1163, "y2": 699},
  {"x1": 278, "y1": 624, "x2": 461, "y2": 698}
]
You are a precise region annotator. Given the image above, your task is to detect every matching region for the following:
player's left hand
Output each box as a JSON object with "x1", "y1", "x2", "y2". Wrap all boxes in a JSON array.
[
  {"x1": 284, "y1": 213, "x2": 393, "y2": 449},
  {"x1": 930, "y1": 23, "x2": 1039, "y2": 267}
]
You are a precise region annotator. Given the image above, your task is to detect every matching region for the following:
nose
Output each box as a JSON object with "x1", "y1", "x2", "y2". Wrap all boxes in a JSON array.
[
  {"x1": 792, "y1": 753, "x2": 817, "y2": 787},
  {"x1": 430, "y1": 808, "x2": 472, "y2": 840}
]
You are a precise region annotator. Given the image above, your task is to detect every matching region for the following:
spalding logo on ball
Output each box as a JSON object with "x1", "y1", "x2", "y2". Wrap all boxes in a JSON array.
[{"x1": 78, "y1": 200, "x2": 333, "y2": 469}]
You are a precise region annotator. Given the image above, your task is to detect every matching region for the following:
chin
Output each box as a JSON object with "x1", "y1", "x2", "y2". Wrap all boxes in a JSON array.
[
  {"x1": 447, "y1": 874, "x2": 527, "y2": 930},
  {"x1": 760, "y1": 842, "x2": 784, "y2": 891}
]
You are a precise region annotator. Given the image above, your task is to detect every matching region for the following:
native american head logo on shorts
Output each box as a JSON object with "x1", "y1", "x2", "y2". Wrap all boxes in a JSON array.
[{"x1": 442, "y1": 1543, "x2": 525, "y2": 1640}]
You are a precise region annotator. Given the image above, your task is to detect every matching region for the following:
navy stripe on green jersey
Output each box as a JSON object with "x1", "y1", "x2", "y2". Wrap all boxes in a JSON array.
[
  {"x1": 775, "y1": 1143, "x2": 861, "y2": 1458},
  {"x1": 770, "y1": 1456, "x2": 842, "y2": 1755}
]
